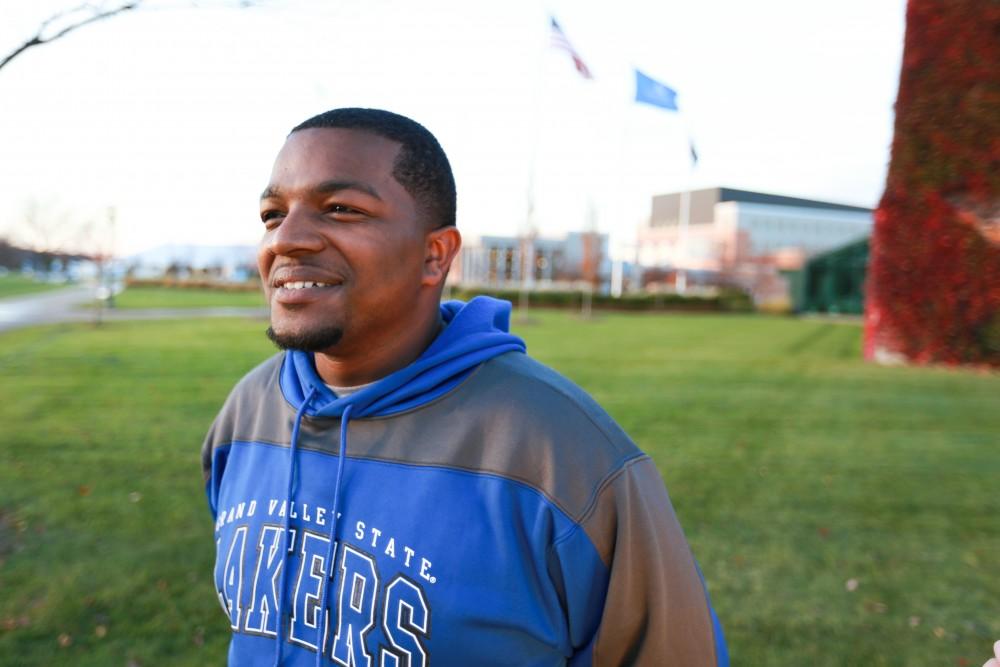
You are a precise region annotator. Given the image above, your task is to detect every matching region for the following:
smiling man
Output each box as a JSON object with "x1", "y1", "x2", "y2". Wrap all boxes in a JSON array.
[{"x1": 201, "y1": 108, "x2": 727, "y2": 666}]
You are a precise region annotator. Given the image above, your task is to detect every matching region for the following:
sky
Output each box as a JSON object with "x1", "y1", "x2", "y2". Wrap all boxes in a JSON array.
[{"x1": 0, "y1": 0, "x2": 907, "y2": 258}]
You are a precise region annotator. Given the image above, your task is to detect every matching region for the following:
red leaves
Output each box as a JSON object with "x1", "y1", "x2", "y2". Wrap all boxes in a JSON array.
[{"x1": 865, "y1": 0, "x2": 1000, "y2": 367}]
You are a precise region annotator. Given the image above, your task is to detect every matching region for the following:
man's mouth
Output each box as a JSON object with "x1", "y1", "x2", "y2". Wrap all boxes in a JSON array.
[
  {"x1": 271, "y1": 279, "x2": 342, "y2": 305},
  {"x1": 280, "y1": 281, "x2": 336, "y2": 290}
]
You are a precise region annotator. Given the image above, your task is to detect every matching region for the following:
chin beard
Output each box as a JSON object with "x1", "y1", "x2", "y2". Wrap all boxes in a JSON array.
[{"x1": 266, "y1": 325, "x2": 343, "y2": 352}]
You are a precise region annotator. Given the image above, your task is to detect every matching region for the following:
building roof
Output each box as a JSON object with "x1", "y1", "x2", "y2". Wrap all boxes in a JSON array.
[
  {"x1": 651, "y1": 187, "x2": 872, "y2": 226},
  {"x1": 715, "y1": 187, "x2": 871, "y2": 212}
]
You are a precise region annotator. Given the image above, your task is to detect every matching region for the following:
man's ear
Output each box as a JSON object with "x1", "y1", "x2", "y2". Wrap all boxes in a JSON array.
[{"x1": 422, "y1": 226, "x2": 462, "y2": 287}]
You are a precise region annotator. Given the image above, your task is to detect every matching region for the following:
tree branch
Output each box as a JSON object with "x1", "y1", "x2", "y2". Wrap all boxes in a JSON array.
[
  {"x1": 0, "y1": 2, "x2": 142, "y2": 72},
  {"x1": 37, "y1": 4, "x2": 94, "y2": 35}
]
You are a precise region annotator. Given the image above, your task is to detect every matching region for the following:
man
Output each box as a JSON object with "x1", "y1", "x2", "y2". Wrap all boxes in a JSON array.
[{"x1": 202, "y1": 107, "x2": 727, "y2": 666}]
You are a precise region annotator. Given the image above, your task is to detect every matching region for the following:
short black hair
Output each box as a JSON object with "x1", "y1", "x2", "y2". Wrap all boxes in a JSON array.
[{"x1": 291, "y1": 108, "x2": 456, "y2": 228}]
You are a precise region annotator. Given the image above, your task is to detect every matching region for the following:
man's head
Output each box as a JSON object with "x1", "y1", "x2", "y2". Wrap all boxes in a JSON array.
[
  {"x1": 257, "y1": 108, "x2": 461, "y2": 376},
  {"x1": 291, "y1": 108, "x2": 456, "y2": 230}
]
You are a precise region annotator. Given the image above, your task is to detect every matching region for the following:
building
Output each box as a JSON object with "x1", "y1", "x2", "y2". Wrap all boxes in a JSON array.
[
  {"x1": 455, "y1": 232, "x2": 610, "y2": 290},
  {"x1": 125, "y1": 244, "x2": 258, "y2": 283},
  {"x1": 637, "y1": 187, "x2": 873, "y2": 304}
]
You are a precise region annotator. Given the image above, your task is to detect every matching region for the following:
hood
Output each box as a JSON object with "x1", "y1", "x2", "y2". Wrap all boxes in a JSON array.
[{"x1": 279, "y1": 295, "x2": 527, "y2": 419}]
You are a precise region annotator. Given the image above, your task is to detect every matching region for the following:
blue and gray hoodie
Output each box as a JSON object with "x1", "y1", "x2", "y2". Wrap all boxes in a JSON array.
[{"x1": 202, "y1": 296, "x2": 727, "y2": 666}]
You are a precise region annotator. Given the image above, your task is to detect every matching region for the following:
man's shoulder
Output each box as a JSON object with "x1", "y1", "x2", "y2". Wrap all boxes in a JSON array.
[
  {"x1": 202, "y1": 353, "x2": 286, "y2": 472},
  {"x1": 472, "y1": 352, "x2": 635, "y2": 450},
  {"x1": 416, "y1": 351, "x2": 647, "y2": 520},
  {"x1": 212, "y1": 352, "x2": 285, "y2": 428},
  {"x1": 227, "y1": 352, "x2": 284, "y2": 401}
]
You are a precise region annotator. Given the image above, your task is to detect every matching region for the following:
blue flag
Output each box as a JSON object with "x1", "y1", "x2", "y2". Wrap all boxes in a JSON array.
[{"x1": 635, "y1": 69, "x2": 678, "y2": 111}]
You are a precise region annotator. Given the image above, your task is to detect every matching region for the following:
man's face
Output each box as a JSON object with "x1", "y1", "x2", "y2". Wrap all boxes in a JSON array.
[{"x1": 257, "y1": 127, "x2": 428, "y2": 355}]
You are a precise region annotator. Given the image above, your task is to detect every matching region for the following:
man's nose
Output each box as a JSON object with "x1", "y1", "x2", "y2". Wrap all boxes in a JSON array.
[{"x1": 266, "y1": 207, "x2": 326, "y2": 256}]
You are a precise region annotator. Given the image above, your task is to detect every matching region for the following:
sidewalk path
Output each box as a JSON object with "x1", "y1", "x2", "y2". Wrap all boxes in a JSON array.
[
  {"x1": 0, "y1": 286, "x2": 95, "y2": 332},
  {"x1": 0, "y1": 287, "x2": 267, "y2": 333}
]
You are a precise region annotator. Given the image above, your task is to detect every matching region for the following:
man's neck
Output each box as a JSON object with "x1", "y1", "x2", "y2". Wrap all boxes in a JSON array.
[{"x1": 313, "y1": 309, "x2": 443, "y2": 387}]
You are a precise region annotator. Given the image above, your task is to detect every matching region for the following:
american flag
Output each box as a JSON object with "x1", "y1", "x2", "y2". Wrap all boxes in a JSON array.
[{"x1": 549, "y1": 17, "x2": 593, "y2": 80}]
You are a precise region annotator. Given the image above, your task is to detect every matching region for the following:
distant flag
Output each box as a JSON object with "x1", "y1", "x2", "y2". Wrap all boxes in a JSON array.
[
  {"x1": 549, "y1": 17, "x2": 593, "y2": 79},
  {"x1": 635, "y1": 68, "x2": 678, "y2": 111},
  {"x1": 635, "y1": 68, "x2": 698, "y2": 167}
]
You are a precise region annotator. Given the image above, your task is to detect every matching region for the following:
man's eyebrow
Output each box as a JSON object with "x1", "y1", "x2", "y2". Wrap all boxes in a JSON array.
[
  {"x1": 314, "y1": 180, "x2": 382, "y2": 200},
  {"x1": 259, "y1": 180, "x2": 382, "y2": 201}
]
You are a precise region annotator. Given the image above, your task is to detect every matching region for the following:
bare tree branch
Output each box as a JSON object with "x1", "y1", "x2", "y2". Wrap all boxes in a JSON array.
[
  {"x1": 36, "y1": 4, "x2": 92, "y2": 34},
  {"x1": 0, "y1": 1, "x2": 264, "y2": 73},
  {"x1": 0, "y1": 2, "x2": 142, "y2": 72}
]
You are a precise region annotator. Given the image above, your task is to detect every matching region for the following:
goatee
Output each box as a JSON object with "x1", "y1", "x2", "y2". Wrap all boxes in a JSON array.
[{"x1": 266, "y1": 325, "x2": 343, "y2": 352}]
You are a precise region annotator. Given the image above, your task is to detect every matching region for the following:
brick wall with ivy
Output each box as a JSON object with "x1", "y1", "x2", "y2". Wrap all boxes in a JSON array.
[{"x1": 865, "y1": 0, "x2": 1000, "y2": 366}]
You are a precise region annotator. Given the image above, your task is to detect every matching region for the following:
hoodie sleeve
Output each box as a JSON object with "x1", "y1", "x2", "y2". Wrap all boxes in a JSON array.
[
  {"x1": 558, "y1": 456, "x2": 726, "y2": 666},
  {"x1": 200, "y1": 414, "x2": 222, "y2": 520},
  {"x1": 200, "y1": 409, "x2": 235, "y2": 521},
  {"x1": 200, "y1": 354, "x2": 288, "y2": 521}
]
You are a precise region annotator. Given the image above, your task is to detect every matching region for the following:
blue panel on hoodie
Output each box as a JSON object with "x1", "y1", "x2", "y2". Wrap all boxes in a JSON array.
[{"x1": 212, "y1": 442, "x2": 609, "y2": 665}]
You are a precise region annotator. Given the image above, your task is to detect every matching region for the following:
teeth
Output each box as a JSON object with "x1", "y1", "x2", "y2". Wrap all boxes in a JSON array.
[{"x1": 282, "y1": 281, "x2": 331, "y2": 289}]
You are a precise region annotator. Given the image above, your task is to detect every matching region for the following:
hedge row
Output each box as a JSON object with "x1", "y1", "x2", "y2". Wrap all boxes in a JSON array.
[
  {"x1": 448, "y1": 287, "x2": 754, "y2": 313},
  {"x1": 865, "y1": 0, "x2": 1000, "y2": 366},
  {"x1": 124, "y1": 278, "x2": 261, "y2": 292},
  {"x1": 123, "y1": 278, "x2": 754, "y2": 313}
]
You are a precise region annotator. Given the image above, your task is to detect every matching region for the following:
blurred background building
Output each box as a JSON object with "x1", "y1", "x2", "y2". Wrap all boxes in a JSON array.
[
  {"x1": 636, "y1": 187, "x2": 872, "y2": 306},
  {"x1": 125, "y1": 244, "x2": 258, "y2": 283},
  {"x1": 454, "y1": 231, "x2": 611, "y2": 289}
]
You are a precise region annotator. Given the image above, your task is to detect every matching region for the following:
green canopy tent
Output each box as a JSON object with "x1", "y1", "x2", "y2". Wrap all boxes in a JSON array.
[{"x1": 789, "y1": 237, "x2": 869, "y2": 315}]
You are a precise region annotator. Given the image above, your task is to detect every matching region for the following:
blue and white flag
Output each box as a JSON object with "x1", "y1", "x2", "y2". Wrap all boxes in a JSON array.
[{"x1": 635, "y1": 69, "x2": 678, "y2": 111}]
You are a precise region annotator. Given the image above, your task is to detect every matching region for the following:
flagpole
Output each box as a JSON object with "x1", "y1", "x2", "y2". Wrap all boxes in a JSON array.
[
  {"x1": 526, "y1": 16, "x2": 546, "y2": 237},
  {"x1": 676, "y1": 121, "x2": 698, "y2": 295},
  {"x1": 519, "y1": 13, "x2": 549, "y2": 321},
  {"x1": 633, "y1": 68, "x2": 694, "y2": 294},
  {"x1": 521, "y1": 13, "x2": 594, "y2": 317},
  {"x1": 677, "y1": 186, "x2": 690, "y2": 294}
]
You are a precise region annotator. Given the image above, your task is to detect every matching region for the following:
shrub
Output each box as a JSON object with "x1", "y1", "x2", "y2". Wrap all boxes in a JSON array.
[
  {"x1": 447, "y1": 287, "x2": 753, "y2": 313},
  {"x1": 124, "y1": 277, "x2": 261, "y2": 292}
]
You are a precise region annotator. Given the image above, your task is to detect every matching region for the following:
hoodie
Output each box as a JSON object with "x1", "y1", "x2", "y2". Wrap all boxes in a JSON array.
[{"x1": 202, "y1": 296, "x2": 727, "y2": 666}]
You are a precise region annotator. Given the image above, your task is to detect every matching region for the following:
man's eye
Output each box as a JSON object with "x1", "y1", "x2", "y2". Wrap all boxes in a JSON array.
[
  {"x1": 327, "y1": 204, "x2": 363, "y2": 217},
  {"x1": 260, "y1": 210, "x2": 284, "y2": 224}
]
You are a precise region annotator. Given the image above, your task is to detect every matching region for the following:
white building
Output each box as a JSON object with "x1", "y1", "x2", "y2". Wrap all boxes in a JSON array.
[
  {"x1": 126, "y1": 244, "x2": 258, "y2": 282},
  {"x1": 638, "y1": 187, "x2": 873, "y2": 273},
  {"x1": 455, "y1": 232, "x2": 610, "y2": 289}
]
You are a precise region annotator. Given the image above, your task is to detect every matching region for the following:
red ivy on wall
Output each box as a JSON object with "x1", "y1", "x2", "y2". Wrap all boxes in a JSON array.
[{"x1": 865, "y1": 0, "x2": 1000, "y2": 366}]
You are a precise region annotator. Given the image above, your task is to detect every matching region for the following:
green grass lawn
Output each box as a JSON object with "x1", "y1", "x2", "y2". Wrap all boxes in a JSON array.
[
  {"x1": 0, "y1": 273, "x2": 67, "y2": 299},
  {"x1": 0, "y1": 312, "x2": 997, "y2": 665},
  {"x1": 110, "y1": 285, "x2": 265, "y2": 309}
]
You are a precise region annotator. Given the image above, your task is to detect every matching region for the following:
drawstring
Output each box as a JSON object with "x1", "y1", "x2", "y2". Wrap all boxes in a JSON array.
[
  {"x1": 316, "y1": 403, "x2": 352, "y2": 667},
  {"x1": 273, "y1": 385, "x2": 318, "y2": 667},
  {"x1": 270, "y1": 389, "x2": 351, "y2": 667}
]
